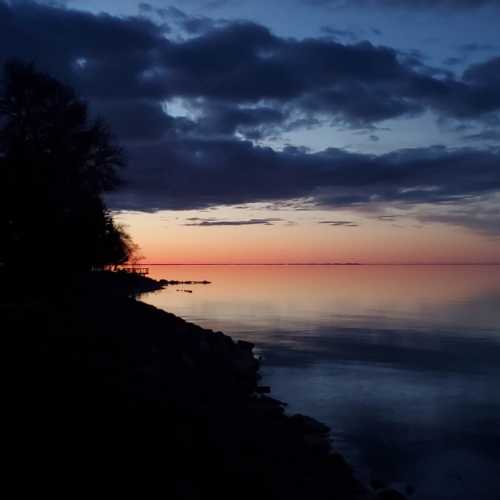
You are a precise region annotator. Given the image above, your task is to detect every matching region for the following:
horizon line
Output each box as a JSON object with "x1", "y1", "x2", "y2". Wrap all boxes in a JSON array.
[{"x1": 137, "y1": 262, "x2": 500, "y2": 266}]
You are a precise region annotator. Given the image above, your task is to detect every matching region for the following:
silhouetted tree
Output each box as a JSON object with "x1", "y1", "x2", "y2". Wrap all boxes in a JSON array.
[{"x1": 0, "y1": 61, "x2": 135, "y2": 270}]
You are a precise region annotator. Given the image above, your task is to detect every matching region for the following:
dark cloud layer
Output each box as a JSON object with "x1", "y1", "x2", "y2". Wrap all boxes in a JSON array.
[
  {"x1": 2, "y1": 0, "x2": 500, "y2": 133},
  {"x1": 1, "y1": 0, "x2": 499, "y2": 234},
  {"x1": 109, "y1": 140, "x2": 500, "y2": 213}
]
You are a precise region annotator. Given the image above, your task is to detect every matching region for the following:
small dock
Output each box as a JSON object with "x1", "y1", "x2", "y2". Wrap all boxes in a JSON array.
[{"x1": 117, "y1": 266, "x2": 149, "y2": 276}]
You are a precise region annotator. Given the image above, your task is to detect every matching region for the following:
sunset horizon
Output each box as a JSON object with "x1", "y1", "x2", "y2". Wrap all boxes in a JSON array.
[{"x1": 2, "y1": 0, "x2": 498, "y2": 264}]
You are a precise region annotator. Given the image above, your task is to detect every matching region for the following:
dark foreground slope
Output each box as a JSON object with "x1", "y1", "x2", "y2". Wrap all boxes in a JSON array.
[{"x1": 2, "y1": 272, "x2": 393, "y2": 500}]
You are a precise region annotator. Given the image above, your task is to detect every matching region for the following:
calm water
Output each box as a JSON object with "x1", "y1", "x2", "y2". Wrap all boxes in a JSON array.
[{"x1": 142, "y1": 265, "x2": 500, "y2": 500}]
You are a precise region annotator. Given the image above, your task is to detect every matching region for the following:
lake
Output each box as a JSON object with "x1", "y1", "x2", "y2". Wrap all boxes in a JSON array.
[{"x1": 142, "y1": 265, "x2": 500, "y2": 500}]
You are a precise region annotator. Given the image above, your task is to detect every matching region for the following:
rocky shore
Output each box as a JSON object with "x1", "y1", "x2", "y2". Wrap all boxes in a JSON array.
[{"x1": 3, "y1": 271, "x2": 404, "y2": 499}]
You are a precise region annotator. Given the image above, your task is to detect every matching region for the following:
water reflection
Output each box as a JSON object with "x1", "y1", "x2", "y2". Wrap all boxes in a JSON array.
[{"x1": 143, "y1": 265, "x2": 500, "y2": 500}]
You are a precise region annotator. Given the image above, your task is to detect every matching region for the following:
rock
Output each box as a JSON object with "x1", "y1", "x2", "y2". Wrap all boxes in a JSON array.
[
  {"x1": 291, "y1": 414, "x2": 330, "y2": 435},
  {"x1": 303, "y1": 432, "x2": 330, "y2": 451},
  {"x1": 371, "y1": 479, "x2": 387, "y2": 491},
  {"x1": 230, "y1": 354, "x2": 258, "y2": 376},
  {"x1": 376, "y1": 488, "x2": 407, "y2": 500},
  {"x1": 260, "y1": 395, "x2": 287, "y2": 407},
  {"x1": 247, "y1": 396, "x2": 287, "y2": 416},
  {"x1": 256, "y1": 386, "x2": 271, "y2": 394},
  {"x1": 181, "y1": 353, "x2": 196, "y2": 369},
  {"x1": 405, "y1": 485, "x2": 415, "y2": 496},
  {"x1": 198, "y1": 339, "x2": 210, "y2": 354},
  {"x1": 328, "y1": 452, "x2": 349, "y2": 469},
  {"x1": 237, "y1": 340, "x2": 254, "y2": 351}
]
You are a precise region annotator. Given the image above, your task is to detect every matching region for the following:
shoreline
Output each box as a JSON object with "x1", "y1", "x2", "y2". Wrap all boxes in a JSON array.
[{"x1": 4, "y1": 271, "x2": 405, "y2": 499}]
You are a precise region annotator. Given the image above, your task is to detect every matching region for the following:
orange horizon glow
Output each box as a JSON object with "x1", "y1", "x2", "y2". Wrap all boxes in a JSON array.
[{"x1": 116, "y1": 207, "x2": 500, "y2": 266}]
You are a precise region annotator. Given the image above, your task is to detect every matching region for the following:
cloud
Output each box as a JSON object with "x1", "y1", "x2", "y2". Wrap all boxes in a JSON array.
[
  {"x1": 462, "y1": 129, "x2": 500, "y2": 142},
  {"x1": 146, "y1": 5, "x2": 223, "y2": 34},
  {"x1": 2, "y1": 0, "x2": 500, "y2": 137},
  {"x1": 1, "y1": 0, "x2": 500, "y2": 237},
  {"x1": 184, "y1": 217, "x2": 282, "y2": 226},
  {"x1": 444, "y1": 44, "x2": 499, "y2": 68},
  {"x1": 458, "y1": 43, "x2": 498, "y2": 53},
  {"x1": 194, "y1": 102, "x2": 287, "y2": 139},
  {"x1": 444, "y1": 56, "x2": 464, "y2": 66},
  {"x1": 463, "y1": 56, "x2": 500, "y2": 86},
  {"x1": 108, "y1": 140, "x2": 500, "y2": 215},
  {"x1": 417, "y1": 203, "x2": 500, "y2": 236},
  {"x1": 90, "y1": 100, "x2": 178, "y2": 142},
  {"x1": 304, "y1": 0, "x2": 500, "y2": 9},
  {"x1": 377, "y1": 215, "x2": 400, "y2": 221},
  {"x1": 204, "y1": 0, "x2": 238, "y2": 8},
  {"x1": 138, "y1": 3, "x2": 154, "y2": 14},
  {"x1": 320, "y1": 25, "x2": 359, "y2": 42},
  {"x1": 318, "y1": 220, "x2": 359, "y2": 227}
]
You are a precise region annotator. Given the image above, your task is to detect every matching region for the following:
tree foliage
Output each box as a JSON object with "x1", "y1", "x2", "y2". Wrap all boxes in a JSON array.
[{"x1": 0, "y1": 61, "x2": 135, "y2": 270}]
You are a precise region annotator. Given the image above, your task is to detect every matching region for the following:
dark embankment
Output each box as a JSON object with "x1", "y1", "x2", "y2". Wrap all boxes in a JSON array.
[{"x1": 3, "y1": 271, "x2": 397, "y2": 499}]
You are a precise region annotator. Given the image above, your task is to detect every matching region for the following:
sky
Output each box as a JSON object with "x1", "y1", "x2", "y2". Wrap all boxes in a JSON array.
[{"x1": 1, "y1": 0, "x2": 499, "y2": 263}]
